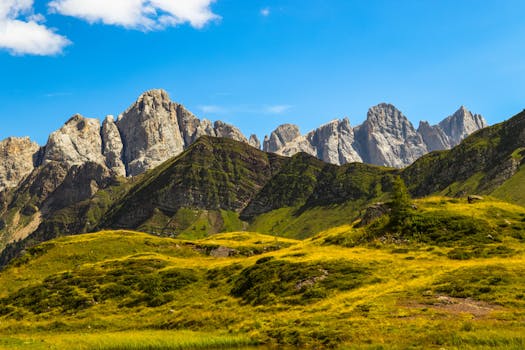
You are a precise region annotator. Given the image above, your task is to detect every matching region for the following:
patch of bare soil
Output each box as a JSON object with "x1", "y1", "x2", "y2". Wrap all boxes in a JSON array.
[{"x1": 402, "y1": 295, "x2": 501, "y2": 318}]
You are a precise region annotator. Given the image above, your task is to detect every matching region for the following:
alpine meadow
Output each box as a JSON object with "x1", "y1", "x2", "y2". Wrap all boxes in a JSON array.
[{"x1": 1, "y1": 1, "x2": 525, "y2": 349}]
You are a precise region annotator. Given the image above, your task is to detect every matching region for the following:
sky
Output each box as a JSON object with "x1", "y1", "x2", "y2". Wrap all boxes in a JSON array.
[{"x1": 0, "y1": 0, "x2": 524, "y2": 145}]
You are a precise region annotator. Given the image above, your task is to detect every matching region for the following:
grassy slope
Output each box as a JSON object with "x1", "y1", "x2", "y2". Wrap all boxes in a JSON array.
[
  {"x1": 0, "y1": 197, "x2": 524, "y2": 349},
  {"x1": 491, "y1": 165, "x2": 525, "y2": 206}
]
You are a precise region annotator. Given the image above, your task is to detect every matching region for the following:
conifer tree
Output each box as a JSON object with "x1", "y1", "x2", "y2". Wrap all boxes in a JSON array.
[{"x1": 390, "y1": 176, "x2": 412, "y2": 231}]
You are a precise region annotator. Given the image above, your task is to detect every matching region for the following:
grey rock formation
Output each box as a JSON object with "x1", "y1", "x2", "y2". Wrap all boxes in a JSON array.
[
  {"x1": 42, "y1": 115, "x2": 105, "y2": 167},
  {"x1": 116, "y1": 89, "x2": 185, "y2": 176},
  {"x1": 417, "y1": 121, "x2": 451, "y2": 152},
  {"x1": 248, "y1": 134, "x2": 261, "y2": 149},
  {"x1": 213, "y1": 121, "x2": 248, "y2": 143},
  {"x1": 308, "y1": 118, "x2": 362, "y2": 164},
  {"x1": 439, "y1": 106, "x2": 488, "y2": 146},
  {"x1": 0, "y1": 137, "x2": 40, "y2": 191},
  {"x1": 0, "y1": 89, "x2": 489, "y2": 198},
  {"x1": 263, "y1": 124, "x2": 302, "y2": 152},
  {"x1": 45, "y1": 162, "x2": 113, "y2": 211},
  {"x1": 101, "y1": 115, "x2": 126, "y2": 177},
  {"x1": 116, "y1": 90, "x2": 250, "y2": 176},
  {"x1": 264, "y1": 104, "x2": 487, "y2": 168},
  {"x1": 176, "y1": 104, "x2": 215, "y2": 146},
  {"x1": 263, "y1": 119, "x2": 362, "y2": 164}
]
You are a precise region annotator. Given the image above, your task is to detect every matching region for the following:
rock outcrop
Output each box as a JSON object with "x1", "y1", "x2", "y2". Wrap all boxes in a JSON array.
[
  {"x1": 101, "y1": 115, "x2": 126, "y2": 177},
  {"x1": 0, "y1": 89, "x2": 257, "y2": 190},
  {"x1": 116, "y1": 90, "x2": 186, "y2": 177},
  {"x1": 0, "y1": 90, "x2": 489, "y2": 193},
  {"x1": 310, "y1": 118, "x2": 362, "y2": 164},
  {"x1": 264, "y1": 119, "x2": 363, "y2": 164},
  {"x1": 356, "y1": 104, "x2": 428, "y2": 167},
  {"x1": 213, "y1": 121, "x2": 248, "y2": 143},
  {"x1": 417, "y1": 121, "x2": 451, "y2": 152},
  {"x1": 0, "y1": 137, "x2": 40, "y2": 191},
  {"x1": 264, "y1": 104, "x2": 487, "y2": 167},
  {"x1": 263, "y1": 124, "x2": 302, "y2": 152},
  {"x1": 116, "y1": 90, "x2": 250, "y2": 176},
  {"x1": 42, "y1": 114, "x2": 105, "y2": 167},
  {"x1": 176, "y1": 104, "x2": 215, "y2": 146},
  {"x1": 438, "y1": 106, "x2": 488, "y2": 146},
  {"x1": 248, "y1": 134, "x2": 261, "y2": 149}
]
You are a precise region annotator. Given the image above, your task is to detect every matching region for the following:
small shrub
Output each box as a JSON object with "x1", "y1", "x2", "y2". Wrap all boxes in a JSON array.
[{"x1": 231, "y1": 259, "x2": 371, "y2": 305}]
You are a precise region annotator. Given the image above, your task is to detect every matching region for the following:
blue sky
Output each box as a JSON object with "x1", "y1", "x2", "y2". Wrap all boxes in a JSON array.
[{"x1": 0, "y1": 0, "x2": 524, "y2": 145}]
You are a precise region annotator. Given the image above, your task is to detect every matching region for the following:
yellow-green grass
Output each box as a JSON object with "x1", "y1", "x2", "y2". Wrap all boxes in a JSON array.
[
  {"x1": 248, "y1": 201, "x2": 368, "y2": 239},
  {"x1": 0, "y1": 330, "x2": 256, "y2": 349},
  {"x1": 492, "y1": 165, "x2": 525, "y2": 206},
  {"x1": 0, "y1": 197, "x2": 524, "y2": 349}
]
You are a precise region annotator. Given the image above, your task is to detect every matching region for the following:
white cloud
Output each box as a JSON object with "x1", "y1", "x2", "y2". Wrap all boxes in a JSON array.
[
  {"x1": 0, "y1": 0, "x2": 70, "y2": 55},
  {"x1": 48, "y1": 0, "x2": 220, "y2": 30},
  {"x1": 265, "y1": 105, "x2": 291, "y2": 114},
  {"x1": 199, "y1": 105, "x2": 225, "y2": 113},
  {"x1": 260, "y1": 8, "x2": 270, "y2": 17}
]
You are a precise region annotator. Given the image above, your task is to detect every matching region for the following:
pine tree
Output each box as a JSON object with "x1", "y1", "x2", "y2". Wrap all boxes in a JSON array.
[{"x1": 389, "y1": 176, "x2": 412, "y2": 231}]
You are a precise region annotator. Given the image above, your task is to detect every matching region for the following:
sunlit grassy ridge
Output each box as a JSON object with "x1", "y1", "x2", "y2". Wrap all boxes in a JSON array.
[{"x1": 0, "y1": 197, "x2": 524, "y2": 349}]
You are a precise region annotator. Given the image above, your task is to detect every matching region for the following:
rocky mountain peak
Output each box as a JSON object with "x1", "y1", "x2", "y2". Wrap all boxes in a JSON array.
[
  {"x1": 213, "y1": 121, "x2": 249, "y2": 143},
  {"x1": 439, "y1": 106, "x2": 488, "y2": 146},
  {"x1": 117, "y1": 90, "x2": 185, "y2": 176},
  {"x1": 0, "y1": 137, "x2": 41, "y2": 191},
  {"x1": 357, "y1": 104, "x2": 427, "y2": 167},
  {"x1": 263, "y1": 124, "x2": 301, "y2": 152},
  {"x1": 365, "y1": 103, "x2": 415, "y2": 138},
  {"x1": 43, "y1": 114, "x2": 105, "y2": 167},
  {"x1": 249, "y1": 134, "x2": 261, "y2": 149},
  {"x1": 308, "y1": 117, "x2": 362, "y2": 164},
  {"x1": 417, "y1": 120, "x2": 451, "y2": 152},
  {"x1": 101, "y1": 115, "x2": 126, "y2": 177},
  {"x1": 135, "y1": 89, "x2": 171, "y2": 108}
]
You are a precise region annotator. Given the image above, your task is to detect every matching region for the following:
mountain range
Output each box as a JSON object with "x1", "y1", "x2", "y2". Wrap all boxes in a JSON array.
[
  {"x1": 0, "y1": 93, "x2": 523, "y2": 266},
  {"x1": 0, "y1": 91, "x2": 524, "y2": 349},
  {"x1": 0, "y1": 89, "x2": 486, "y2": 195},
  {"x1": 263, "y1": 103, "x2": 487, "y2": 167}
]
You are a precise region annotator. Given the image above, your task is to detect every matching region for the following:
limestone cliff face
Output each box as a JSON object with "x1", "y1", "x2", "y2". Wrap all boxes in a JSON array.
[
  {"x1": 116, "y1": 89, "x2": 186, "y2": 177},
  {"x1": 176, "y1": 104, "x2": 215, "y2": 146},
  {"x1": 0, "y1": 137, "x2": 40, "y2": 191},
  {"x1": 439, "y1": 106, "x2": 488, "y2": 146},
  {"x1": 0, "y1": 90, "x2": 489, "y2": 193},
  {"x1": 213, "y1": 121, "x2": 248, "y2": 143},
  {"x1": 417, "y1": 121, "x2": 451, "y2": 152},
  {"x1": 116, "y1": 89, "x2": 250, "y2": 176},
  {"x1": 264, "y1": 104, "x2": 487, "y2": 167},
  {"x1": 263, "y1": 124, "x2": 302, "y2": 153},
  {"x1": 101, "y1": 115, "x2": 126, "y2": 177},
  {"x1": 308, "y1": 118, "x2": 362, "y2": 164},
  {"x1": 42, "y1": 115, "x2": 105, "y2": 167},
  {"x1": 248, "y1": 134, "x2": 261, "y2": 149},
  {"x1": 356, "y1": 104, "x2": 428, "y2": 167}
]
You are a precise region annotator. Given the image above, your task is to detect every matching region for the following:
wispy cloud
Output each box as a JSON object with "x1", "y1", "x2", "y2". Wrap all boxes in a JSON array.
[
  {"x1": 265, "y1": 105, "x2": 291, "y2": 114},
  {"x1": 198, "y1": 105, "x2": 226, "y2": 113},
  {"x1": 260, "y1": 8, "x2": 270, "y2": 17},
  {"x1": 0, "y1": 0, "x2": 70, "y2": 56},
  {"x1": 45, "y1": 92, "x2": 73, "y2": 97},
  {"x1": 48, "y1": 0, "x2": 220, "y2": 30}
]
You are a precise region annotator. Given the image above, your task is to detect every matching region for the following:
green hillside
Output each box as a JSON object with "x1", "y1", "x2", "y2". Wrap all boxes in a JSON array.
[
  {"x1": 2, "y1": 109, "x2": 525, "y2": 268},
  {"x1": 403, "y1": 110, "x2": 525, "y2": 198},
  {"x1": 0, "y1": 197, "x2": 524, "y2": 349}
]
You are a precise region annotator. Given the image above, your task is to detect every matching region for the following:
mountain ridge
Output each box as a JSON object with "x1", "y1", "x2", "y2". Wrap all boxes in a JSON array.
[
  {"x1": 0, "y1": 107, "x2": 522, "y2": 266},
  {"x1": 264, "y1": 103, "x2": 488, "y2": 167},
  {"x1": 0, "y1": 89, "x2": 487, "y2": 193}
]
